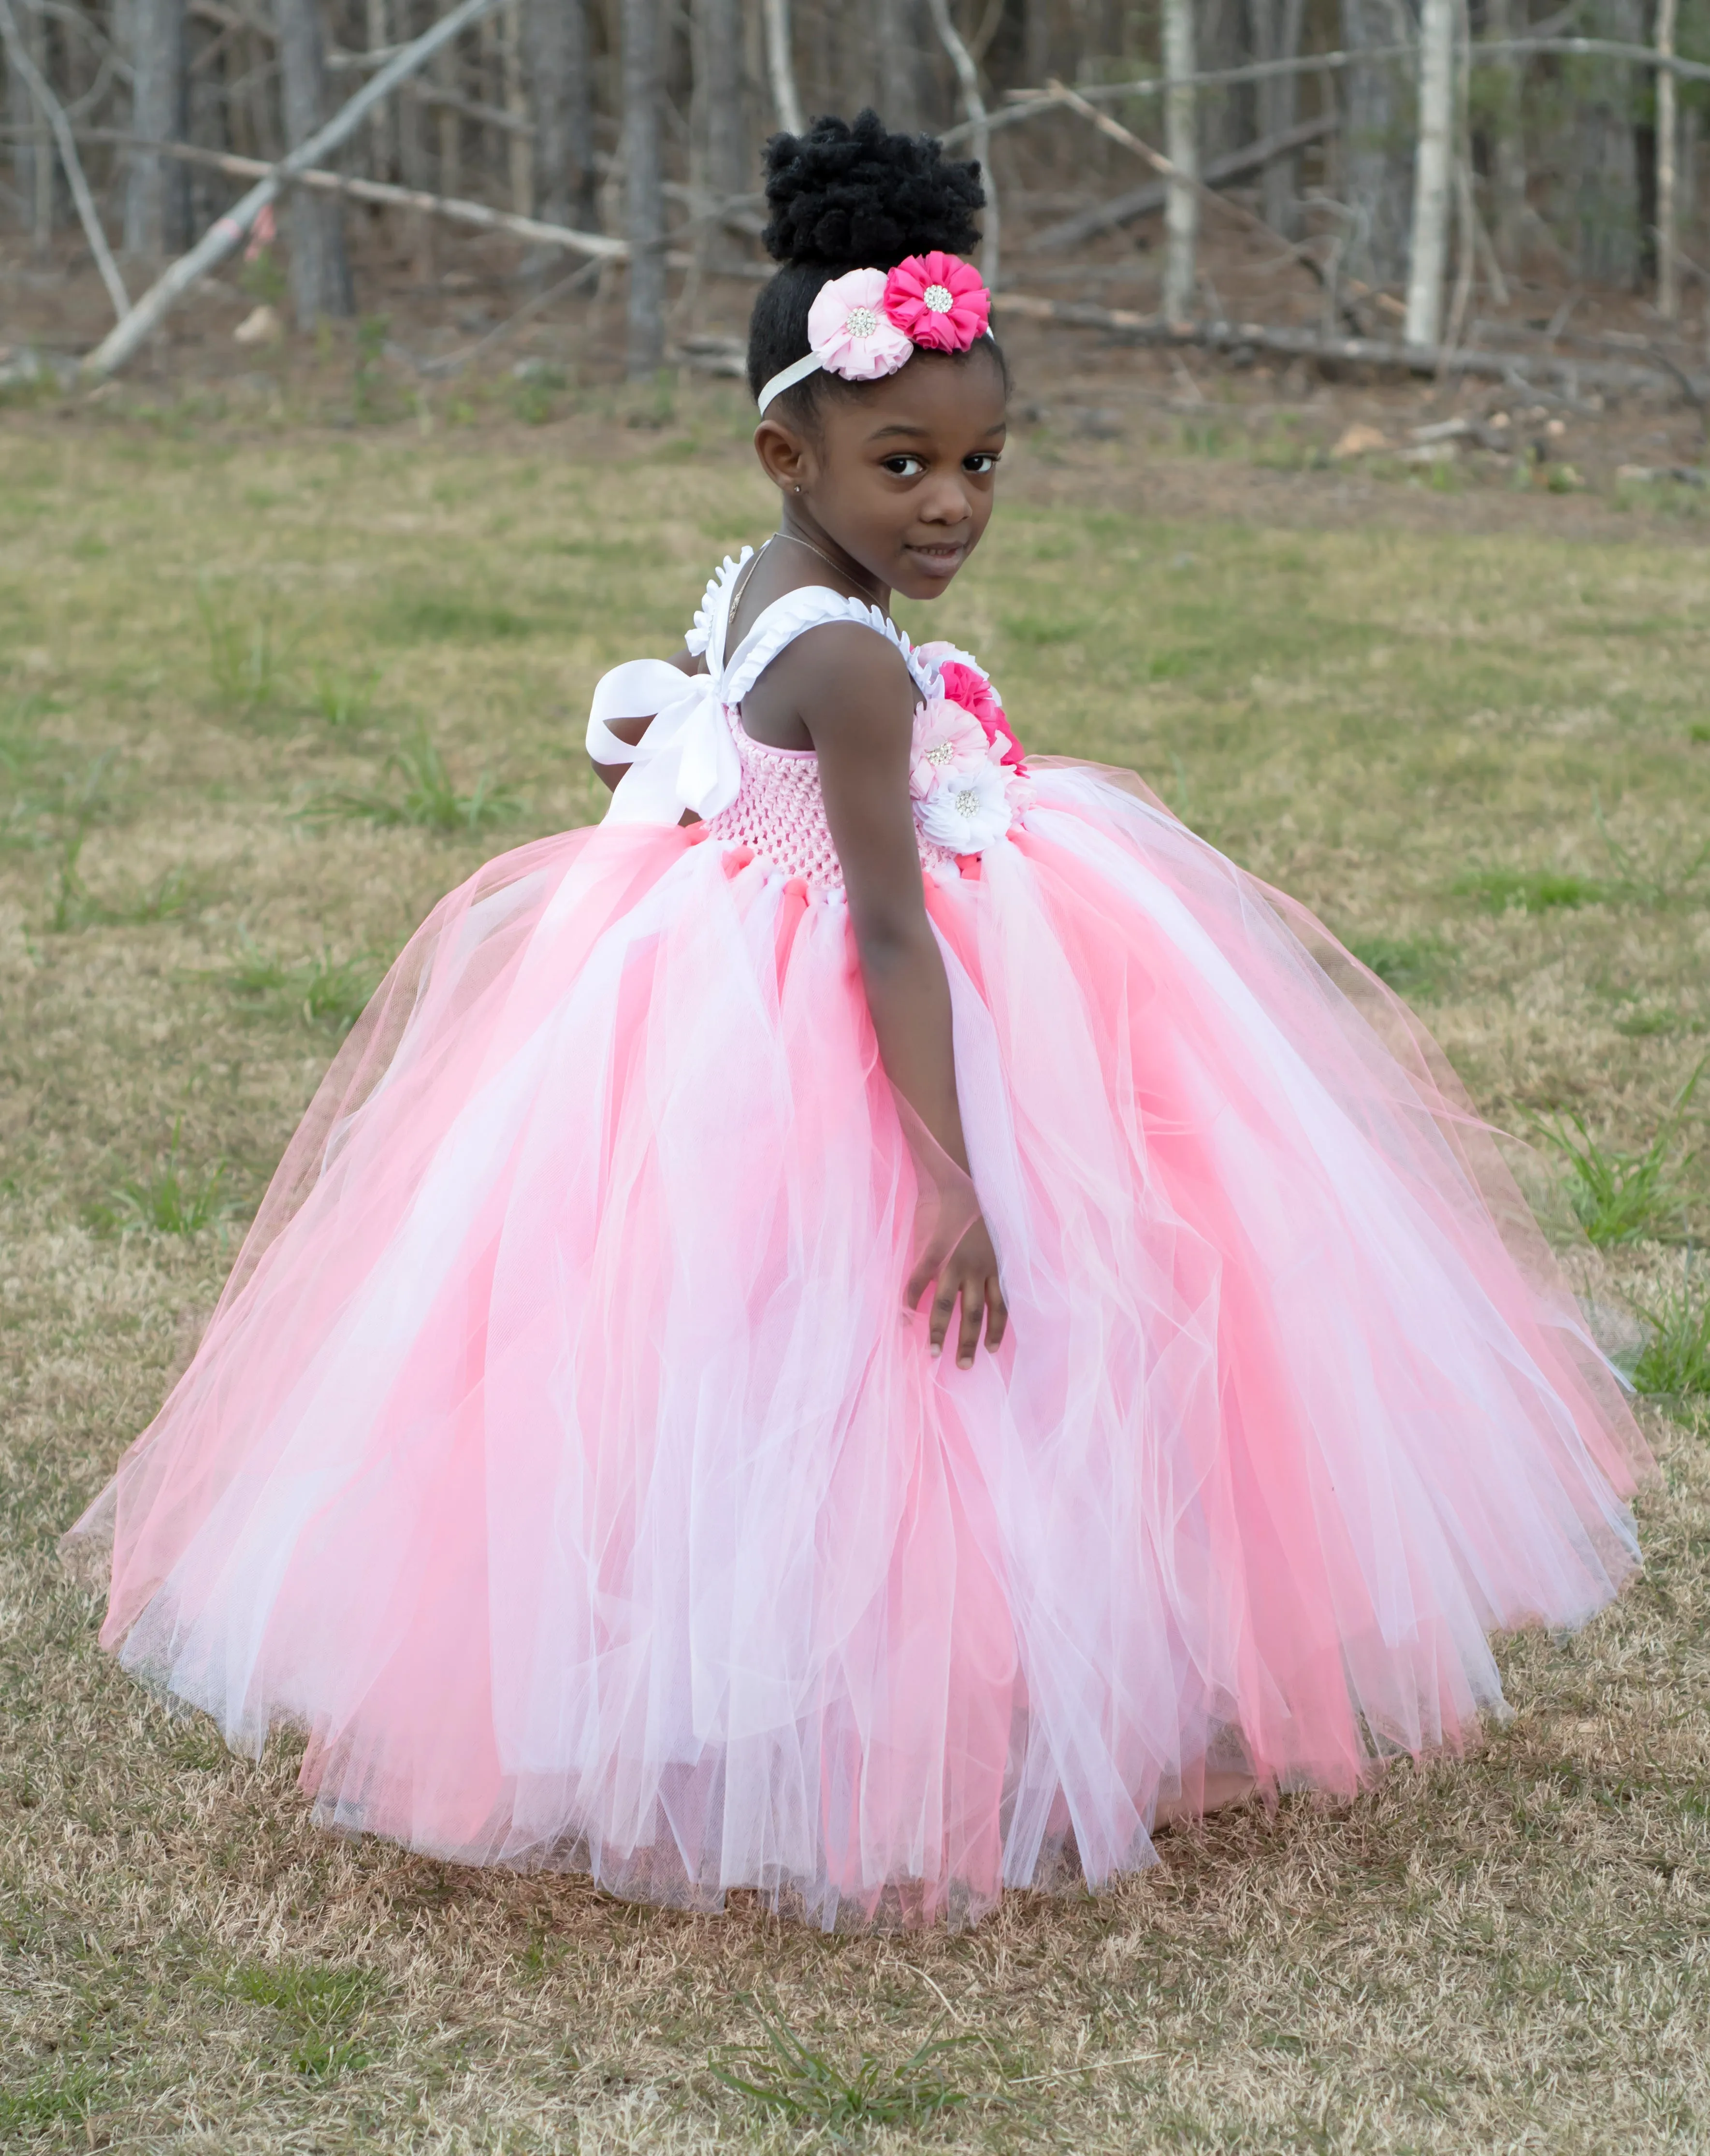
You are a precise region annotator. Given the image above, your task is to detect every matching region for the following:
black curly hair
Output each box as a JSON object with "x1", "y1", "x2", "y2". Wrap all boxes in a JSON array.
[{"x1": 748, "y1": 110, "x2": 1007, "y2": 426}]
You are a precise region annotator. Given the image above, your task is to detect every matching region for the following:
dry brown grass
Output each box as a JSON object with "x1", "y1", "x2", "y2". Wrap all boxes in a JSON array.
[{"x1": 2, "y1": 390, "x2": 1708, "y2": 2152}]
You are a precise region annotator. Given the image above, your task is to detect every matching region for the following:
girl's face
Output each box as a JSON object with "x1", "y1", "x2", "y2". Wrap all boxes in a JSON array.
[{"x1": 758, "y1": 347, "x2": 1008, "y2": 603}]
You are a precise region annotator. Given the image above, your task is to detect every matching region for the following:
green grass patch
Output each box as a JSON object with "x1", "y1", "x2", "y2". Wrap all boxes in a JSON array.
[
  {"x1": 1534, "y1": 1065, "x2": 1701, "y2": 1247},
  {"x1": 231, "y1": 1960, "x2": 384, "y2": 2081},
  {"x1": 1346, "y1": 933, "x2": 1455, "y2": 999},
  {"x1": 199, "y1": 579, "x2": 287, "y2": 720},
  {"x1": 88, "y1": 1120, "x2": 243, "y2": 1236},
  {"x1": 224, "y1": 936, "x2": 383, "y2": 1033},
  {"x1": 1452, "y1": 867, "x2": 1604, "y2": 913},
  {"x1": 1632, "y1": 1266, "x2": 1710, "y2": 1401},
  {"x1": 378, "y1": 592, "x2": 540, "y2": 643},
  {"x1": 710, "y1": 1995, "x2": 983, "y2": 2131},
  {"x1": 307, "y1": 727, "x2": 519, "y2": 835}
]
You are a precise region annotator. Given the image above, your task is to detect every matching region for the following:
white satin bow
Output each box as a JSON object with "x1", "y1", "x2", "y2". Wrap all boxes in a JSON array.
[{"x1": 585, "y1": 659, "x2": 741, "y2": 828}]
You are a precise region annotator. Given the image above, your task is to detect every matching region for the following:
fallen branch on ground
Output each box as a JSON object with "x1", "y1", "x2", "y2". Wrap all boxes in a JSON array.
[
  {"x1": 116, "y1": 137, "x2": 625, "y2": 263},
  {"x1": 991, "y1": 294, "x2": 1710, "y2": 402},
  {"x1": 1029, "y1": 111, "x2": 1337, "y2": 252}
]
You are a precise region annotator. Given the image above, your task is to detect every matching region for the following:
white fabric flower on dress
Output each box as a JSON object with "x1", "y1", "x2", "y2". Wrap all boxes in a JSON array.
[
  {"x1": 909, "y1": 696, "x2": 992, "y2": 800},
  {"x1": 915, "y1": 755, "x2": 1014, "y2": 853},
  {"x1": 807, "y1": 269, "x2": 915, "y2": 383}
]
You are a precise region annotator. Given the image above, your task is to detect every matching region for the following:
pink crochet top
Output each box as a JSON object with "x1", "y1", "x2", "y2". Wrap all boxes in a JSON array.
[{"x1": 689, "y1": 553, "x2": 961, "y2": 898}]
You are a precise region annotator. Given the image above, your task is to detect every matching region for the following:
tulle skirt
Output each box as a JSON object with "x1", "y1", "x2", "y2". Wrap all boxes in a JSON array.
[{"x1": 67, "y1": 762, "x2": 1648, "y2": 1928}]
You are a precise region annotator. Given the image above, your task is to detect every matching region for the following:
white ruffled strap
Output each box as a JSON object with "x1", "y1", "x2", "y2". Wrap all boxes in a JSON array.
[{"x1": 586, "y1": 659, "x2": 741, "y2": 828}]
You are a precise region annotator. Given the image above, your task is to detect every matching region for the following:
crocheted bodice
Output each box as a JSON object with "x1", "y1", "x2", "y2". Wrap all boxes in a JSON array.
[{"x1": 688, "y1": 551, "x2": 961, "y2": 897}]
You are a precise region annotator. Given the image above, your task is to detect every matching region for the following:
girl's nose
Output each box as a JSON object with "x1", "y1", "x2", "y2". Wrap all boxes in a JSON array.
[{"x1": 918, "y1": 480, "x2": 974, "y2": 526}]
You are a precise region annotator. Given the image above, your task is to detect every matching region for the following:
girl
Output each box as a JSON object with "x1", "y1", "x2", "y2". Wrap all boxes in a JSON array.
[{"x1": 71, "y1": 114, "x2": 1648, "y2": 1931}]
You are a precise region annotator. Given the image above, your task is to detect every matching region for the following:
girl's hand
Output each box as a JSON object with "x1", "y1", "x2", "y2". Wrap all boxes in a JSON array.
[{"x1": 926, "y1": 1215, "x2": 1009, "y2": 1369}]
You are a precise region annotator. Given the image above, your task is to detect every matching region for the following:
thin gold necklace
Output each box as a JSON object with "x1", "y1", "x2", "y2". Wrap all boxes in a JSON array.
[{"x1": 775, "y1": 529, "x2": 884, "y2": 607}]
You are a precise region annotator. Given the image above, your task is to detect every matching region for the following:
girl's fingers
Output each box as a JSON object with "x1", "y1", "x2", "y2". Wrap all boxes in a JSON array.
[
  {"x1": 985, "y1": 1280, "x2": 1009, "y2": 1350},
  {"x1": 930, "y1": 1279, "x2": 959, "y2": 1354},
  {"x1": 956, "y1": 1275, "x2": 985, "y2": 1368}
]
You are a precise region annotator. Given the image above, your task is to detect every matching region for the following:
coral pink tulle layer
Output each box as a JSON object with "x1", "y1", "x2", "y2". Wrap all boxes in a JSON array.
[{"x1": 68, "y1": 763, "x2": 1647, "y2": 1929}]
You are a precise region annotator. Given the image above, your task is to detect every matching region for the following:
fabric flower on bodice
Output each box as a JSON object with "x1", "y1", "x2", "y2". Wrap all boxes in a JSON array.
[
  {"x1": 914, "y1": 644, "x2": 1026, "y2": 772},
  {"x1": 882, "y1": 252, "x2": 992, "y2": 354},
  {"x1": 806, "y1": 268, "x2": 915, "y2": 383},
  {"x1": 909, "y1": 695, "x2": 992, "y2": 800},
  {"x1": 915, "y1": 756, "x2": 1015, "y2": 854}
]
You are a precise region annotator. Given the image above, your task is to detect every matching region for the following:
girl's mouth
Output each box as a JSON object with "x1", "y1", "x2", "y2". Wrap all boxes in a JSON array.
[{"x1": 906, "y1": 541, "x2": 967, "y2": 579}]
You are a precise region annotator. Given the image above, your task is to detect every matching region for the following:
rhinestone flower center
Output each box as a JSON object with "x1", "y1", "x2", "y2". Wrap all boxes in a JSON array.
[
  {"x1": 955, "y1": 788, "x2": 981, "y2": 816},
  {"x1": 846, "y1": 305, "x2": 879, "y2": 338},
  {"x1": 923, "y1": 285, "x2": 954, "y2": 314},
  {"x1": 925, "y1": 740, "x2": 955, "y2": 766}
]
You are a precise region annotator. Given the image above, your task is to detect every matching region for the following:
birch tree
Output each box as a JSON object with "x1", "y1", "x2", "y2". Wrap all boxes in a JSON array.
[
  {"x1": 529, "y1": 0, "x2": 597, "y2": 231},
  {"x1": 1162, "y1": 0, "x2": 1198, "y2": 324},
  {"x1": 1404, "y1": 0, "x2": 1454, "y2": 345},
  {"x1": 124, "y1": 0, "x2": 189, "y2": 258},
  {"x1": 277, "y1": 0, "x2": 354, "y2": 326},
  {"x1": 623, "y1": 0, "x2": 665, "y2": 376}
]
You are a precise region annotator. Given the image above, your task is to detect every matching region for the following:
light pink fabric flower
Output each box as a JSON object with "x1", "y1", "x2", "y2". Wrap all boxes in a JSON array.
[
  {"x1": 807, "y1": 267, "x2": 915, "y2": 382},
  {"x1": 919, "y1": 650, "x2": 1026, "y2": 771},
  {"x1": 909, "y1": 696, "x2": 993, "y2": 800},
  {"x1": 882, "y1": 252, "x2": 991, "y2": 354}
]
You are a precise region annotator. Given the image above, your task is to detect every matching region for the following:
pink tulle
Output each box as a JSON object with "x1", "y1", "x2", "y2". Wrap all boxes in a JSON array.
[{"x1": 65, "y1": 763, "x2": 1648, "y2": 1930}]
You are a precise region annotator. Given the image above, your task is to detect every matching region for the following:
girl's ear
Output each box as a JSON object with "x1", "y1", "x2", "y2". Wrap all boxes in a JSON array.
[{"x1": 754, "y1": 417, "x2": 816, "y2": 496}]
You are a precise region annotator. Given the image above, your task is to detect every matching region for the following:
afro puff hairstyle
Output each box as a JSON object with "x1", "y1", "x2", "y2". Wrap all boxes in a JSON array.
[{"x1": 747, "y1": 110, "x2": 1006, "y2": 423}]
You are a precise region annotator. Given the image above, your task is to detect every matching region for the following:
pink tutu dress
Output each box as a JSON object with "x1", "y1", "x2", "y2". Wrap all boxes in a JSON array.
[{"x1": 70, "y1": 552, "x2": 1648, "y2": 1929}]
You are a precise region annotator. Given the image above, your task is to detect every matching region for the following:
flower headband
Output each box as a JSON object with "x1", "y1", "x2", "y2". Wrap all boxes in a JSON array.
[{"x1": 756, "y1": 250, "x2": 992, "y2": 415}]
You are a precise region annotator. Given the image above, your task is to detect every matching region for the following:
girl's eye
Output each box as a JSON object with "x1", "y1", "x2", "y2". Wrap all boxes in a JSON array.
[
  {"x1": 964, "y1": 453, "x2": 1001, "y2": 475},
  {"x1": 882, "y1": 455, "x2": 926, "y2": 477}
]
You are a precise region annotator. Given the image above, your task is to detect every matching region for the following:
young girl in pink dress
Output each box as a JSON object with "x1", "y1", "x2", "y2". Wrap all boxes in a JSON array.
[{"x1": 71, "y1": 113, "x2": 1648, "y2": 1930}]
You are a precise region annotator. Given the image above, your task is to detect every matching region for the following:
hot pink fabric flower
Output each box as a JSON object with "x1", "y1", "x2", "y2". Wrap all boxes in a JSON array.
[
  {"x1": 807, "y1": 267, "x2": 914, "y2": 382},
  {"x1": 909, "y1": 695, "x2": 993, "y2": 800},
  {"x1": 882, "y1": 252, "x2": 991, "y2": 354},
  {"x1": 917, "y1": 647, "x2": 1026, "y2": 771}
]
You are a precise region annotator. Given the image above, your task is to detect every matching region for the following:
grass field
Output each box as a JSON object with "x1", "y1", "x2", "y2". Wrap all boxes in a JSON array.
[{"x1": 2, "y1": 394, "x2": 1709, "y2": 2153}]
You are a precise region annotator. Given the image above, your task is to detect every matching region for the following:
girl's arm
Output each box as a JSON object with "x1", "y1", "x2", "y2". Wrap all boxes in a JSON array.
[
  {"x1": 588, "y1": 645, "x2": 706, "y2": 793},
  {"x1": 772, "y1": 623, "x2": 1007, "y2": 1369}
]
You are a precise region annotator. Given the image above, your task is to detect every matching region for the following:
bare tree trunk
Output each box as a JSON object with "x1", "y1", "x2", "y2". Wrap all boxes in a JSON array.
[
  {"x1": 124, "y1": 0, "x2": 188, "y2": 258},
  {"x1": 1657, "y1": 0, "x2": 1679, "y2": 318},
  {"x1": 366, "y1": 0, "x2": 393, "y2": 176},
  {"x1": 876, "y1": 0, "x2": 922, "y2": 132},
  {"x1": 1573, "y1": 0, "x2": 1642, "y2": 288},
  {"x1": 623, "y1": 0, "x2": 665, "y2": 375},
  {"x1": 1251, "y1": 0, "x2": 1304, "y2": 238},
  {"x1": 1023, "y1": 0, "x2": 1050, "y2": 83},
  {"x1": 924, "y1": 0, "x2": 996, "y2": 283},
  {"x1": 529, "y1": 0, "x2": 597, "y2": 230},
  {"x1": 277, "y1": 0, "x2": 355, "y2": 327},
  {"x1": 762, "y1": 0, "x2": 801, "y2": 133},
  {"x1": 22, "y1": 0, "x2": 51, "y2": 247},
  {"x1": 692, "y1": 0, "x2": 744, "y2": 263},
  {"x1": 1339, "y1": 0, "x2": 1413, "y2": 288},
  {"x1": 1162, "y1": 0, "x2": 1197, "y2": 323},
  {"x1": 6, "y1": 8, "x2": 33, "y2": 233},
  {"x1": 1485, "y1": 0, "x2": 1526, "y2": 267},
  {"x1": 1405, "y1": 0, "x2": 1454, "y2": 345}
]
